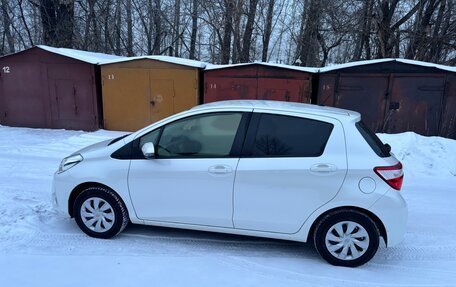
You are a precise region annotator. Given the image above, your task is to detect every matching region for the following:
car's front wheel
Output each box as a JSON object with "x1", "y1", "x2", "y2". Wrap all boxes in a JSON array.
[
  {"x1": 313, "y1": 210, "x2": 380, "y2": 267},
  {"x1": 73, "y1": 186, "x2": 129, "y2": 239}
]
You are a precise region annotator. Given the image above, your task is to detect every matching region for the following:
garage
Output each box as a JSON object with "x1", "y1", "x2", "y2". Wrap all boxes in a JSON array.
[
  {"x1": 317, "y1": 59, "x2": 456, "y2": 138},
  {"x1": 203, "y1": 63, "x2": 318, "y2": 104},
  {"x1": 0, "y1": 45, "x2": 120, "y2": 131},
  {"x1": 100, "y1": 56, "x2": 207, "y2": 131}
]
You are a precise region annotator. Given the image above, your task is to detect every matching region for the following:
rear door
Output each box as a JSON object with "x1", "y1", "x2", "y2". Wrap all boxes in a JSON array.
[{"x1": 233, "y1": 110, "x2": 347, "y2": 234}]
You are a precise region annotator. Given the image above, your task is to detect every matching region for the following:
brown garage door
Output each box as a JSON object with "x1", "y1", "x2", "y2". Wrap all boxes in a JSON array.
[
  {"x1": 440, "y1": 76, "x2": 456, "y2": 139},
  {"x1": 336, "y1": 75, "x2": 389, "y2": 132},
  {"x1": 386, "y1": 75, "x2": 445, "y2": 135},
  {"x1": 47, "y1": 64, "x2": 99, "y2": 130},
  {"x1": 150, "y1": 79, "x2": 174, "y2": 124},
  {"x1": 49, "y1": 78, "x2": 95, "y2": 130},
  {"x1": 0, "y1": 62, "x2": 47, "y2": 128},
  {"x1": 102, "y1": 69, "x2": 179, "y2": 131},
  {"x1": 102, "y1": 68, "x2": 150, "y2": 131}
]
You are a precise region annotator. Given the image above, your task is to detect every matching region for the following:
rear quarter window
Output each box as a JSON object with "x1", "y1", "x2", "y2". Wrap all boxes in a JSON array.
[{"x1": 356, "y1": 121, "x2": 390, "y2": 157}]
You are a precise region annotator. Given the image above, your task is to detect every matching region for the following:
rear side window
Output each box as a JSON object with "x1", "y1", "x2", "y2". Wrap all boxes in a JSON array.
[
  {"x1": 356, "y1": 121, "x2": 390, "y2": 157},
  {"x1": 251, "y1": 114, "x2": 333, "y2": 157}
]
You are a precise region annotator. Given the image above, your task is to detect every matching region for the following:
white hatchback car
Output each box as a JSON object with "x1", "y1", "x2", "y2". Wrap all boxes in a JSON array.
[{"x1": 53, "y1": 100, "x2": 407, "y2": 267}]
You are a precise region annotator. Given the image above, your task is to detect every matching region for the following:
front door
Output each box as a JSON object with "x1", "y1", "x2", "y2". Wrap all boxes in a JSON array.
[{"x1": 128, "y1": 112, "x2": 249, "y2": 228}]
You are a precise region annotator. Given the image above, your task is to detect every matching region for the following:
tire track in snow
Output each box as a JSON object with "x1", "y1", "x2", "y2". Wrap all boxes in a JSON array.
[
  {"x1": 4, "y1": 228, "x2": 456, "y2": 263},
  {"x1": 217, "y1": 255, "x2": 456, "y2": 287}
]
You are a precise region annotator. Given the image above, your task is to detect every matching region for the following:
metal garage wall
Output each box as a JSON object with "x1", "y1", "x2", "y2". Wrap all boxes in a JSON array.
[
  {"x1": 0, "y1": 60, "x2": 47, "y2": 128},
  {"x1": 204, "y1": 64, "x2": 314, "y2": 104},
  {"x1": 385, "y1": 74, "x2": 445, "y2": 135},
  {"x1": 204, "y1": 65, "x2": 258, "y2": 102},
  {"x1": 317, "y1": 60, "x2": 455, "y2": 137},
  {"x1": 439, "y1": 75, "x2": 456, "y2": 139},
  {"x1": 101, "y1": 59, "x2": 201, "y2": 131},
  {"x1": 323, "y1": 74, "x2": 389, "y2": 132},
  {"x1": 47, "y1": 63, "x2": 100, "y2": 130},
  {"x1": 0, "y1": 47, "x2": 110, "y2": 131}
]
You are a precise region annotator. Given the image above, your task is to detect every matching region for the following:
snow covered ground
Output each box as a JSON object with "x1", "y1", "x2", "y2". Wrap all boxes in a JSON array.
[{"x1": 0, "y1": 125, "x2": 455, "y2": 286}]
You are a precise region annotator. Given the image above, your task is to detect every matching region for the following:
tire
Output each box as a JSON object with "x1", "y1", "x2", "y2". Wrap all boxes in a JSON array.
[
  {"x1": 73, "y1": 186, "x2": 129, "y2": 239},
  {"x1": 313, "y1": 209, "x2": 380, "y2": 267}
]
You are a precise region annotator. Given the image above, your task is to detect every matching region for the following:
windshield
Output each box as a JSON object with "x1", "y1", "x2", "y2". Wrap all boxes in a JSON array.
[{"x1": 108, "y1": 134, "x2": 131, "y2": 146}]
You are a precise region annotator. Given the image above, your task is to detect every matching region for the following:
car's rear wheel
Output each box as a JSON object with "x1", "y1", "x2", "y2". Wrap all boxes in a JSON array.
[
  {"x1": 313, "y1": 210, "x2": 380, "y2": 267},
  {"x1": 73, "y1": 186, "x2": 129, "y2": 239}
]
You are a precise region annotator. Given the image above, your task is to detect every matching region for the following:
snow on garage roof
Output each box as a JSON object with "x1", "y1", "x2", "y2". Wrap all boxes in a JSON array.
[
  {"x1": 319, "y1": 58, "x2": 456, "y2": 73},
  {"x1": 205, "y1": 62, "x2": 319, "y2": 73},
  {"x1": 100, "y1": 55, "x2": 209, "y2": 68},
  {"x1": 36, "y1": 45, "x2": 124, "y2": 64}
]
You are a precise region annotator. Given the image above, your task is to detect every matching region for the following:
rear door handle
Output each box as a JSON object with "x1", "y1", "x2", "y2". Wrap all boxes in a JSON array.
[
  {"x1": 208, "y1": 165, "x2": 232, "y2": 175},
  {"x1": 310, "y1": 164, "x2": 337, "y2": 173}
]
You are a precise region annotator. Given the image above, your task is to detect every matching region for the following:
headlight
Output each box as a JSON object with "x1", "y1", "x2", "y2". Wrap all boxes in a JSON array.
[{"x1": 58, "y1": 154, "x2": 83, "y2": 173}]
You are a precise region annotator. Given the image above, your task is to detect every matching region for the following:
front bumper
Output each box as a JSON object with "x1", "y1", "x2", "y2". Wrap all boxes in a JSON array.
[
  {"x1": 369, "y1": 189, "x2": 408, "y2": 247},
  {"x1": 52, "y1": 171, "x2": 74, "y2": 216}
]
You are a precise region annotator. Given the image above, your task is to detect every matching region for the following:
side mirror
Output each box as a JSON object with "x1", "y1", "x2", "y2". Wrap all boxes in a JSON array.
[{"x1": 141, "y1": 142, "x2": 155, "y2": 159}]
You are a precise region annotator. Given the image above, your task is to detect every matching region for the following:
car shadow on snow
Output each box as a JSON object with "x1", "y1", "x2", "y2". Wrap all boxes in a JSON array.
[{"x1": 118, "y1": 224, "x2": 319, "y2": 259}]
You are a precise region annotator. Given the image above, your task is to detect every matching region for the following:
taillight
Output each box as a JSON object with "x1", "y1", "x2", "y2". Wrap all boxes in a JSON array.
[{"x1": 374, "y1": 162, "x2": 404, "y2": 190}]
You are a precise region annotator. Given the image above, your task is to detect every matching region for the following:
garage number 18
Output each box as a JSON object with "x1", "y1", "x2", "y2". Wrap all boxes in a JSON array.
[{"x1": 2, "y1": 66, "x2": 10, "y2": 73}]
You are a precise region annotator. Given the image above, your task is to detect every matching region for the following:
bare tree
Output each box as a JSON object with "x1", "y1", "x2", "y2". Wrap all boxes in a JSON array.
[
  {"x1": 189, "y1": 0, "x2": 198, "y2": 59},
  {"x1": 239, "y1": 0, "x2": 259, "y2": 62},
  {"x1": 38, "y1": 0, "x2": 74, "y2": 47},
  {"x1": 297, "y1": 0, "x2": 322, "y2": 66},
  {"x1": 0, "y1": 0, "x2": 454, "y2": 66},
  {"x1": 221, "y1": 0, "x2": 234, "y2": 64},
  {"x1": 261, "y1": 0, "x2": 275, "y2": 62},
  {"x1": 1, "y1": 0, "x2": 15, "y2": 53}
]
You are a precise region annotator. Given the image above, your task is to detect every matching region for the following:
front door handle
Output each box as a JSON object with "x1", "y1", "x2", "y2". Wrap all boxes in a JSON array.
[
  {"x1": 310, "y1": 164, "x2": 337, "y2": 173},
  {"x1": 208, "y1": 165, "x2": 232, "y2": 175}
]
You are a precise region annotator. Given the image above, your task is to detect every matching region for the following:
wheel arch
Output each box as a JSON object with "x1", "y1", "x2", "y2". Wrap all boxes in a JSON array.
[
  {"x1": 68, "y1": 182, "x2": 128, "y2": 218},
  {"x1": 306, "y1": 206, "x2": 388, "y2": 246}
]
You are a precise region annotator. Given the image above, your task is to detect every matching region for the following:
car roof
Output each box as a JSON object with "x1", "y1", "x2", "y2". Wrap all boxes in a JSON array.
[{"x1": 191, "y1": 100, "x2": 360, "y2": 120}]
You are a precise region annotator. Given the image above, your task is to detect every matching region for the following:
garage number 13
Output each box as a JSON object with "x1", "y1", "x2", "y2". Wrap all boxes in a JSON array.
[{"x1": 2, "y1": 66, "x2": 10, "y2": 73}]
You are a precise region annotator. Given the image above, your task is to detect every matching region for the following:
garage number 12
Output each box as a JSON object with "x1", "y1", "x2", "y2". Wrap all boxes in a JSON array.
[{"x1": 2, "y1": 66, "x2": 10, "y2": 73}]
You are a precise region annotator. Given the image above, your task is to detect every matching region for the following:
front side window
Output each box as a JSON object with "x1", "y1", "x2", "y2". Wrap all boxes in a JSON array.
[
  {"x1": 251, "y1": 114, "x2": 333, "y2": 157},
  {"x1": 155, "y1": 113, "x2": 243, "y2": 158},
  {"x1": 139, "y1": 128, "x2": 161, "y2": 148}
]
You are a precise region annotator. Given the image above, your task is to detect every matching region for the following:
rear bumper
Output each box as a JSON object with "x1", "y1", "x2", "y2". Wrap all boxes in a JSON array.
[{"x1": 369, "y1": 189, "x2": 408, "y2": 247}]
